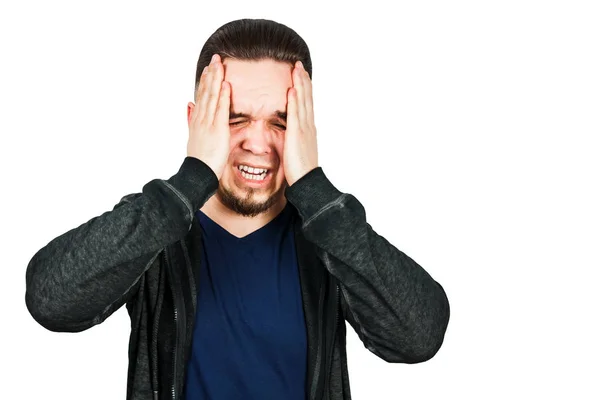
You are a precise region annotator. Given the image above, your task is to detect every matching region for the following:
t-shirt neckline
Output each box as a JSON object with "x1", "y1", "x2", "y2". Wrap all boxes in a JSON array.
[{"x1": 197, "y1": 202, "x2": 292, "y2": 242}]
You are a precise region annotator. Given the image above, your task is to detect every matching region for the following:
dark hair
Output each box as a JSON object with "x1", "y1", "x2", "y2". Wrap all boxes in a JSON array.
[{"x1": 194, "y1": 19, "x2": 312, "y2": 97}]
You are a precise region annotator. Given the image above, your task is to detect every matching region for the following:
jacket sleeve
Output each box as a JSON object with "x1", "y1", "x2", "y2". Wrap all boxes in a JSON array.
[
  {"x1": 25, "y1": 157, "x2": 219, "y2": 333},
  {"x1": 285, "y1": 167, "x2": 450, "y2": 364}
]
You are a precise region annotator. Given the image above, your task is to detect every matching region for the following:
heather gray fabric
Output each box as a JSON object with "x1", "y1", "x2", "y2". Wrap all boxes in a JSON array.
[{"x1": 26, "y1": 156, "x2": 450, "y2": 399}]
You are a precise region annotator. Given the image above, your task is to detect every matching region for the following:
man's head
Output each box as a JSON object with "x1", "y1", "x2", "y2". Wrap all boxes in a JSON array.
[{"x1": 188, "y1": 19, "x2": 312, "y2": 217}]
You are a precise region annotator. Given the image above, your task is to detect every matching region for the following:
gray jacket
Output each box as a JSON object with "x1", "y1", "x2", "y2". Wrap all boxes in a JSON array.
[{"x1": 25, "y1": 156, "x2": 450, "y2": 399}]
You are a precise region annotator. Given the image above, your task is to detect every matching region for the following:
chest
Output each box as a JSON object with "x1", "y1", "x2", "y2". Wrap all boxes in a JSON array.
[{"x1": 195, "y1": 235, "x2": 306, "y2": 348}]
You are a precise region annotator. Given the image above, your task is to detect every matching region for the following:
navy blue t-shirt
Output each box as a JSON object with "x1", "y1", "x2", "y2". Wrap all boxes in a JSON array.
[{"x1": 183, "y1": 202, "x2": 307, "y2": 399}]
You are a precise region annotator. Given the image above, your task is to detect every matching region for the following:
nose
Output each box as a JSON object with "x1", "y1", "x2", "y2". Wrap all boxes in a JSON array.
[{"x1": 240, "y1": 120, "x2": 272, "y2": 155}]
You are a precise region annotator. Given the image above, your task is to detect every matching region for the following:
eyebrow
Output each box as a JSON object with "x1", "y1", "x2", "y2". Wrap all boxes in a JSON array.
[{"x1": 229, "y1": 110, "x2": 287, "y2": 121}]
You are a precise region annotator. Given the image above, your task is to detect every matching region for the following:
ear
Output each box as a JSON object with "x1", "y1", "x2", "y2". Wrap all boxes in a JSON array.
[{"x1": 187, "y1": 102, "x2": 195, "y2": 125}]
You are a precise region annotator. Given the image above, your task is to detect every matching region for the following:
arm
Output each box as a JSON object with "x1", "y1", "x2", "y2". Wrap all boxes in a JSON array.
[
  {"x1": 25, "y1": 157, "x2": 218, "y2": 332},
  {"x1": 285, "y1": 167, "x2": 450, "y2": 363}
]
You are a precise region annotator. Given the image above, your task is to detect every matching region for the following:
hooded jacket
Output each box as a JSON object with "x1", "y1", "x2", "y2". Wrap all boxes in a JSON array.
[{"x1": 26, "y1": 156, "x2": 450, "y2": 399}]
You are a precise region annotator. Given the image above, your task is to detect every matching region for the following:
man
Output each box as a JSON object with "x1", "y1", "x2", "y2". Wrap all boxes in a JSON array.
[{"x1": 26, "y1": 18, "x2": 450, "y2": 400}]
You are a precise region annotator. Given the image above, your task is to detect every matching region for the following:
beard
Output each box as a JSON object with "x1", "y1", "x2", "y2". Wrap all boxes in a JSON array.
[{"x1": 217, "y1": 180, "x2": 287, "y2": 218}]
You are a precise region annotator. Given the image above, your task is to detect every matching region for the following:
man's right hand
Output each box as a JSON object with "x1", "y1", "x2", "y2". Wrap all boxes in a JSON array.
[{"x1": 187, "y1": 53, "x2": 231, "y2": 179}]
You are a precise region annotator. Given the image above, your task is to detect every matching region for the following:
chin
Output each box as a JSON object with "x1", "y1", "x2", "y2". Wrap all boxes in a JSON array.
[{"x1": 217, "y1": 181, "x2": 284, "y2": 218}]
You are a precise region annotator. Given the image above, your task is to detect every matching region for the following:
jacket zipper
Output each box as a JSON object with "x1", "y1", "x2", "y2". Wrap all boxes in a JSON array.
[
  {"x1": 324, "y1": 284, "x2": 340, "y2": 400},
  {"x1": 310, "y1": 280, "x2": 326, "y2": 400},
  {"x1": 172, "y1": 296, "x2": 178, "y2": 400},
  {"x1": 153, "y1": 256, "x2": 166, "y2": 400},
  {"x1": 164, "y1": 247, "x2": 184, "y2": 400}
]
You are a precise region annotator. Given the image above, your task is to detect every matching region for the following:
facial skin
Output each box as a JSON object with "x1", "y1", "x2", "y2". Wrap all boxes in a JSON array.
[{"x1": 187, "y1": 58, "x2": 294, "y2": 219}]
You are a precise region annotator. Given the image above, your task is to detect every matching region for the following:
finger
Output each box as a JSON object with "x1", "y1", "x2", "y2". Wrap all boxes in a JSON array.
[
  {"x1": 191, "y1": 66, "x2": 209, "y2": 122},
  {"x1": 293, "y1": 62, "x2": 306, "y2": 123},
  {"x1": 214, "y1": 81, "x2": 231, "y2": 127},
  {"x1": 196, "y1": 61, "x2": 215, "y2": 122},
  {"x1": 286, "y1": 86, "x2": 298, "y2": 131},
  {"x1": 206, "y1": 55, "x2": 224, "y2": 124},
  {"x1": 195, "y1": 66, "x2": 209, "y2": 105},
  {"x1": 302, "y1": 68, "x2": 315, "y2": 125},
  {"x1": 198, "y1": 55, "x2": 222, "y2": 123}
]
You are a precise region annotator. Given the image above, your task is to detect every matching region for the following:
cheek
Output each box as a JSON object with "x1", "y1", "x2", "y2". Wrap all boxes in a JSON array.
[
  {"x1": 275, "y1": 134, "x2": 286, "y2": 152},
  {"x1": 228, "y1": 135, "x2": 242, "y2": 158}
]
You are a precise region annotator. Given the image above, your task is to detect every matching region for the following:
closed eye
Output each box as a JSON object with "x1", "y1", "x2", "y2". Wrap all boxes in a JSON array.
[{"x1": 230, "y1": 121, "x2": 286, "y2": 130}]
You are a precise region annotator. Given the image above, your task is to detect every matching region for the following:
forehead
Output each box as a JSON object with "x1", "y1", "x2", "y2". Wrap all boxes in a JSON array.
[{"x1": 223, "y1": 58, "x2": 293, "y2": 116}]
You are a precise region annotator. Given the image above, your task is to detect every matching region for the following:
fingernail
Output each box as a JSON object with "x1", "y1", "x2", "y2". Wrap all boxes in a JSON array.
[
  {"x1": 298, "y1": 61, "x2": 303, "y2": 69},
  {"x1": 211, "y1": 54, "x2": 218, "y2": 63}
]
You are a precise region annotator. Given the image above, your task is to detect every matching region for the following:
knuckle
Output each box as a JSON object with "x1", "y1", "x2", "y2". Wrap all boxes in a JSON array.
[{"x1": 198, "y1": 119, "x2": 210, "y2": 132}]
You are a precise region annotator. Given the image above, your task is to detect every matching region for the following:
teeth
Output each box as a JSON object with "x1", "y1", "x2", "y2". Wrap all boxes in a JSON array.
[
  {"x1": 241, "y1": 171, "x2": 267, "y2": 181},
  {"x1": 238, "y1": 165, "x2": 267, "y2": 174}
]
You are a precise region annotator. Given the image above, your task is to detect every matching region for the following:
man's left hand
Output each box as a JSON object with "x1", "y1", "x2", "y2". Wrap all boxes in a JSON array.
[{"x1": 284, "y1": 61, "x2": 319, "y2": 186}]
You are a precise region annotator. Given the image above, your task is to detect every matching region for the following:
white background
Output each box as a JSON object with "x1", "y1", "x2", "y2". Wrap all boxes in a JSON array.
[{"x1": 1, "y1": 0, "x2": 599, "y2": 398}]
